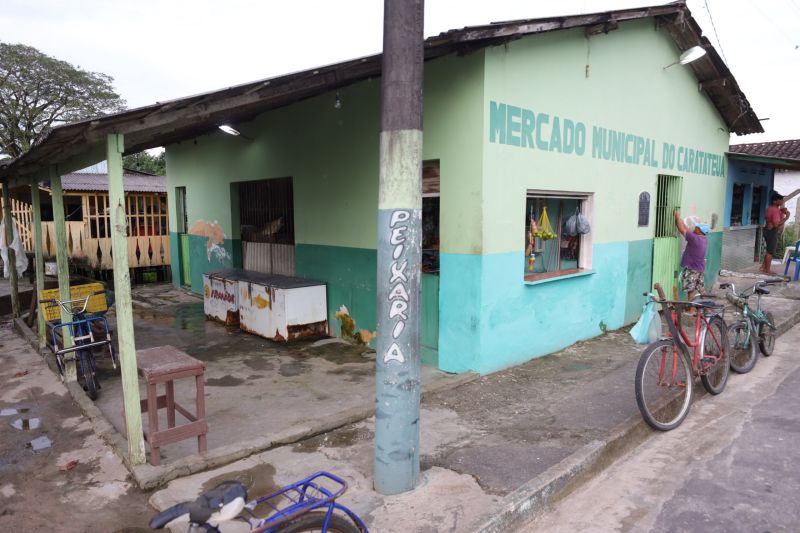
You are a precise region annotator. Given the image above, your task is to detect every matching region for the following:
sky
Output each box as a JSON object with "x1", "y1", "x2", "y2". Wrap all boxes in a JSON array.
[{"x1": 1, "y1": 0, "x2": 798, "y2": 146}]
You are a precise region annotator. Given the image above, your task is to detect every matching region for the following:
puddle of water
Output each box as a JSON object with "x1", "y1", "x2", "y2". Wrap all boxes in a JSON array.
[
  {"x1": 28, "y1": 435, "x2": 52, "y2": 451},
  {"x1": 205, "y1": 375, "x2": 245, "y2": 387},
  {"x1": 293, "y1": 426, "x2": 373, "y2": 453},
  {"x1": 201, "y1": 463, "x2": 279, "y2": 516},
  {"x1": 11, "y1": 417, "x2": 40, "y2": 431},
  {"x1": 278, "y1": 361, "x2": 311, "y2": 377}
]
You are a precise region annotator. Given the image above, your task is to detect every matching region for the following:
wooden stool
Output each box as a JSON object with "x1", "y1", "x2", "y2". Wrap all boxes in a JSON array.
[{"x1": 135, "y1": 345, "x2": 207, "y2": 466}]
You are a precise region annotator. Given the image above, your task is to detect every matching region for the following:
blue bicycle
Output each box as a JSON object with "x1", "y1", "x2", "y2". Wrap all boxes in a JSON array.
[
  {"x1": 150, "y1": 471, "x2": 369, "y2": 533},
  {"x1": 40, "y1": 291, "x2": 116, "y2": 400}
]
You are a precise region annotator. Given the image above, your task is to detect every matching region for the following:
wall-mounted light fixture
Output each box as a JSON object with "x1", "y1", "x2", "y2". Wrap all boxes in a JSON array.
[
  {"x1": 663, "y1": 45, "x2": 707, "y2": 69},
  {"x1": 219, "y1": 124, "x2": 241, "y2": 136},
  {"x1": 334, "y1": 92, "x2": 342, "y2": 109}
]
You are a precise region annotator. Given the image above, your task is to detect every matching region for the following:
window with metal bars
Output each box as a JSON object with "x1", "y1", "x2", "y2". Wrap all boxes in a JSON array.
[{"x1": 238, "y1": 178, "x2": 295, "y2": 245}]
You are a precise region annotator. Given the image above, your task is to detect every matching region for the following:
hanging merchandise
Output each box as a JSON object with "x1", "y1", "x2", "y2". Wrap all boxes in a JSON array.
[
  {"x1": 565, "y1": 208, "x2": 591, "y2": 236},
  {"x1": 533, "y1": 206, "x2": 557, "y2": 240},
  {"x1": 526, "y1": 205, "x2": 537, "y2": 270}
]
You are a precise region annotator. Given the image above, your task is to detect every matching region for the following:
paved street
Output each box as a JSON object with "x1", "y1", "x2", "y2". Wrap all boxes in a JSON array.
[{"x1": 524, "y1": 323, "x2": 800, "y2": 533}]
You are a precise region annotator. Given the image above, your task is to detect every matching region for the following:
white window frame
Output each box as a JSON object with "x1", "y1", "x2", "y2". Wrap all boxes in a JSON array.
[{"x1": 525, "y1": 189, "x2": 594, "y2": 277}]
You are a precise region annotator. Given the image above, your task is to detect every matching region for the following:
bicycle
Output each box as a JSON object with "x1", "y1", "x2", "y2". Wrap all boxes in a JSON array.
[
  {"x1": 40, "y1": 291, "x2": 117, "y2": 401},
  {"x1": 149, "y1": 471, "x2": 368, "y2": 533},
  {"x1": 721, "y1": 279, "x2": 779, "y2": 374},
  {"x1": 634, "y1": 283, "x2": 730, "y2": 431}
]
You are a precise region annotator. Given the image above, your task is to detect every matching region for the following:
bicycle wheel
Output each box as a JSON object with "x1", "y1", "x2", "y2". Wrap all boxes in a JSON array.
[
  {"x1": 700, "y1": 316, "x2": 729, "y2": 395},
  {"x1": 635, "y1": 340, "x2": 693, "y2": 431},
  {"x1": 79, "y1": 349, "x2": 99, "y2": 401},
  {"x1": 758, "y1": 311, "x2": 776, "y2": 356},
  {"x1": 275, "y1": 511, "x2": 362, "y2": 533},
  {"x1": 728, "y1": 321, "x2": 758, "y2": 374}
]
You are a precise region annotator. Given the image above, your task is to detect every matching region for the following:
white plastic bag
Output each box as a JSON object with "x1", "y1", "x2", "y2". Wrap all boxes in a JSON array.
[
  {"x1": 0, "y1": 218, "x2": 29, "y2": 278},
  {"x1": 565, "y1": 211, "x2": 591, "y2": 237},
  {"x1": 630, "y1": 298, "x2": 662, "y2": 344}
]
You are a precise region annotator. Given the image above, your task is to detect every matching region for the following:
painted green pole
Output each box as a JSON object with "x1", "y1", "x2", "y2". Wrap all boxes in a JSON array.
[
  {"x1": 49, "y1": 167, "x2": 76, "y2": 381},
  {"x1": 30, "y1": 180, "x2": 47, "y2": 349},
  {"x1": 2, "y1": 180, "x2": 21, "y2": 318},
  {"x1": 107, "y1": 133, "x2": 146, "y2": 465},
  {"x1": 374, "y1": 0, "x2": 424, "y2": 495}
]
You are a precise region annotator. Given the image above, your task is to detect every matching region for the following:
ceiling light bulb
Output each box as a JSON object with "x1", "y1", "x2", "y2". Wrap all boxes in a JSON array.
[
  {"x1": 219, "y1": 125, "x2": 240, "y2": 136},
  {"x1": 679, "y1": 46, "x2": 707, "y2": 65}
]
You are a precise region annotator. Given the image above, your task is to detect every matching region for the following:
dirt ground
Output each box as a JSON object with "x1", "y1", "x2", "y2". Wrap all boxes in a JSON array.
[{"x1": 0, "y1": 320, "x2": 154, "y2": 532}]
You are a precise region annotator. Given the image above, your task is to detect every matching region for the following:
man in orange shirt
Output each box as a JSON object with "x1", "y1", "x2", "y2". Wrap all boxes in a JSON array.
[{"x1": 761, "y1": 192, "x2": 791, "y2": 274}]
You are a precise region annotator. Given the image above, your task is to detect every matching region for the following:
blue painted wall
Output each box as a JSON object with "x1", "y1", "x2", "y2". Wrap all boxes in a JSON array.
[{"x1": 724, "y1": 159, "x2": 774, "y2": 227}]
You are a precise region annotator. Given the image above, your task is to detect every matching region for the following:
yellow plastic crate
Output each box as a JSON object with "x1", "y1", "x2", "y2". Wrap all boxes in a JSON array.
[{"x1": 39, "y1": 282, "x2": 108, "y2": 322}]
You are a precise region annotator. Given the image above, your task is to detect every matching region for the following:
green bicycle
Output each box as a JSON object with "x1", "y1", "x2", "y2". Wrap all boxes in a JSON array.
[{"x1": 720, "y1": 280, "x2": 779, "y2": 374}]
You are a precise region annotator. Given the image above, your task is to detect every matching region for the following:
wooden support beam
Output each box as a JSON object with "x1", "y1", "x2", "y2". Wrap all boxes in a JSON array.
[
  {"x1": 1, "y1": 180, "x2": 21, "y2": 317},
  {"x1": 698, "y1": 77, "x2": 729, "y2": 91},
  {"x1": 30, "y1": 181, "x2": 46, "y2": 349},
  {"x1": 49, "y1": 166, "x2": 76, "y2": 381},
  {"x1": 107, "y1": 133, "x2": 146, "y2": 466}
]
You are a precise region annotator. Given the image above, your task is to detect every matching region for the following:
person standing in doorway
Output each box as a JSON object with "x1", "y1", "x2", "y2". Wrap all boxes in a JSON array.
[
  {"x1": 761, "y1": 192, "x2": 791, "y2": 275},
  {"x1": 674, "y1": 210, "x2": 708, "y2": 307}
]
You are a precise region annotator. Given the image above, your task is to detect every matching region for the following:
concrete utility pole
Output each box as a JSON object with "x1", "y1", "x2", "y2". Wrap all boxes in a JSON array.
[{"x1": 374, "y1": 0, "x2": 424, "y2": 495}]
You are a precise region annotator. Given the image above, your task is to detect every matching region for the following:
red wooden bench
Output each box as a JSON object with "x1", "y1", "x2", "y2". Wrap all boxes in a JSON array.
[{"x1": 135, "y1": 345, "x2": 207, "y2": 466}]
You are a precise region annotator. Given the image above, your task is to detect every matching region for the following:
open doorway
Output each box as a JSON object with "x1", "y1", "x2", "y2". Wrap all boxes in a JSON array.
[{"x1": 238, "y1": 177, "x2": 295, "y2": 275}]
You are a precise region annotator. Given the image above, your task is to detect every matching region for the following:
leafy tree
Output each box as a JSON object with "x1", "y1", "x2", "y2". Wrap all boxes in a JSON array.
[
  {"x1": 0, "y1": 42, "x2": 126, "y2": 158},
  {"x1": 123, "y1": 151, "x2": 166, "y2": 175}
]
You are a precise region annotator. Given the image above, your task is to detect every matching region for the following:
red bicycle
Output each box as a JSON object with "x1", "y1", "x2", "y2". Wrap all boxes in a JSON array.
[{"x1": 634, "y1": 283, "x2": 730, "y2": 431}]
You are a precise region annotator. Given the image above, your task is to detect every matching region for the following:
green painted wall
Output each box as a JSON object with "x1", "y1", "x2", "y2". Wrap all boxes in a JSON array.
[
  {"x1": 625, "y1": 238, "x2": 654, "y2": 323},
  {"x1": 481, "y1": 20, "x2": 729, "y2": 255},
  {"x1": 166, "y1": 52, "x2": 485, "y2": 342},
  {"x1": 165, "y1": 17, "x2": 733, "y2": 374}
]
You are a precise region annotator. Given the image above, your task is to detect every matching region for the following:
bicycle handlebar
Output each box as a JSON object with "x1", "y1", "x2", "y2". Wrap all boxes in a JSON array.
[{"x1": 39, "y1": 290, "x2": 106, "y2": 316}]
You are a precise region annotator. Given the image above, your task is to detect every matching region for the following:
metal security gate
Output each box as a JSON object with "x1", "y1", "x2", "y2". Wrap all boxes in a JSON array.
[
  {"x1": 239, "y1": 178, "x2": 295, "y2": 276},
  {"x1": 652, "y1": 174, "x2": 683, "y2": 296}
]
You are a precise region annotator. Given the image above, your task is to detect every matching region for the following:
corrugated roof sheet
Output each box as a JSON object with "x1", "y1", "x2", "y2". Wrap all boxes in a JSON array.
[
  {"x1": 57, "y1": 173, "x2": 166, "y2": 193},
  {"x1": 729, "y1": 139, "x2": 800, "y2": 163},
  {"x1": 1, "y1": 1, "x2": 763, "y2": 183}
]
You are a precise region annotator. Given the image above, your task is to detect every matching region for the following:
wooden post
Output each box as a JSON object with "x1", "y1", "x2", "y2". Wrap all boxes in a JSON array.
[
  {"x1": 50, "y1": 166, "x2": 76, "y2": 381},
  {"x1": 107, "y1": 133, "x2": 146, "y2": 465},
  {"x1": 31, "y1": 180, "x2": 47, "y2": 349},
  {"x1": 2, "y1": 180, "x2": 22, "y2": 317}
]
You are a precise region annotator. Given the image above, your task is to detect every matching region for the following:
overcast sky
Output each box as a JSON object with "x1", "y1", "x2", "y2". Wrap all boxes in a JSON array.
[{"x1": 1, "y1": 0, "x2": 798, "y2": 145}]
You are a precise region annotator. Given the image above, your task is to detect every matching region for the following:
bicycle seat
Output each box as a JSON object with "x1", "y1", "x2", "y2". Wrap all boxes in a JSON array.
[
  {"x1": 149, "y1": 480, "x2": 247, "y2": 529},
  {"x1": 755, "y1": 286, "x2": 770, "y2": 295}
]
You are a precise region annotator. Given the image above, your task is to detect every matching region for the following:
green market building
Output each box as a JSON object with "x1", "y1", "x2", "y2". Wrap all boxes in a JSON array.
[
  {"x1": 3, "y1": 3, "x2": 762, "y2": 377},
  {"x1": 165, "y1": 4, "x2": 761, "y2": 373}
]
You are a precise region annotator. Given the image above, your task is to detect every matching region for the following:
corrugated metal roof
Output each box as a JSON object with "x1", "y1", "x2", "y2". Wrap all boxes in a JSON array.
[
  {"x1": 1, "y1": 1, "x2": 762, "y2": 183},
  {"x1": 729, "y1": 139, "x2": 800, "y2": 163},
  {"x1": 55, "y1": 172, "x2": 166, "y2": 193}
]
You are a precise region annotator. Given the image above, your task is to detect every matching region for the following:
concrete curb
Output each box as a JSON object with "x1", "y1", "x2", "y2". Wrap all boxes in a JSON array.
[
  {"x1": 473, "y1": 298, "x2": 800, "y2": 532},
  {"x1": 130, "y1": 370, "x2": 477, "y2": 490},
  {"x1": 10, "y1": 316, "x2": 478, "y2": 490}
]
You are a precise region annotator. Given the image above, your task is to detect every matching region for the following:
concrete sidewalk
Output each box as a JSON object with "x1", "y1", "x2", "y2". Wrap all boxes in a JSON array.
[{"x1": 147, "y1": 276, "x2": 800, "y2": 532}]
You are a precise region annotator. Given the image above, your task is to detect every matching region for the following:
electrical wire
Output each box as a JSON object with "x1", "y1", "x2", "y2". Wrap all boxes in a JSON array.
[
  {"x1": 746, "y1": 0, "x2": 799, "y2": 50},
  {"x1": 703, "y1": 0, "x2": 729, "y2": 65}
]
